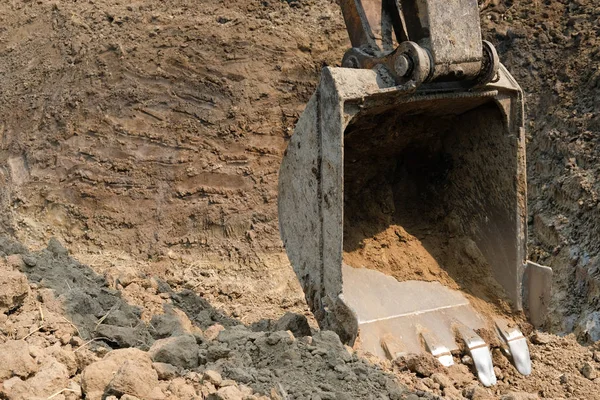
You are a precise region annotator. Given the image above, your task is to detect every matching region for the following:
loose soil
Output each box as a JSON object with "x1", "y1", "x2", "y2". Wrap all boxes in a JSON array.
[{"x1": 0, "y1": 0, "x2": 600, "y2": 399}]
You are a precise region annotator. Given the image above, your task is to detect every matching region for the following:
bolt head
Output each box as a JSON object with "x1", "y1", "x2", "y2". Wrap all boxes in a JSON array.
[{"x1": 395, "y1": 54, "x2": 411, "y2": 77}]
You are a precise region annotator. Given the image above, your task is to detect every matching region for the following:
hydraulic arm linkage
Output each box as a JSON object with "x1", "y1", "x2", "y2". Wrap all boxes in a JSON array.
[{"x1": 339, "y1": 0, "x2": 499, "y2": 88}]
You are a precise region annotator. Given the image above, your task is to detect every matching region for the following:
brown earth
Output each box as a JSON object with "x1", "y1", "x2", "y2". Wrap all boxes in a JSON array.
[{"x1": 1, "y1": 0, "x2": 600, "y2": 399}]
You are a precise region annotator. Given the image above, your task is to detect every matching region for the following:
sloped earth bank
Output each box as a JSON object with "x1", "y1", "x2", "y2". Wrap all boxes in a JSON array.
[
  {"x1": 1, "y1": 237, "x2": 600, "y2": 400},
  {"x1": 0, "y1": 0, "x2": 599, "y2": 398}
]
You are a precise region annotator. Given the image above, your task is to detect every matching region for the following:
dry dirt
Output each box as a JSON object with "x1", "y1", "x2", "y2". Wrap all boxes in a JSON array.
[{"x1": 0, "y1": 0, "x2": 600, "y2": 399}]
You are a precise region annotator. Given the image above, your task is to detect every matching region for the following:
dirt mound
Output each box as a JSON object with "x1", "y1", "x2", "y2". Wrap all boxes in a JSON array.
[{"x1": 0, "y1": 237, "x2": 423, "y2": 399}]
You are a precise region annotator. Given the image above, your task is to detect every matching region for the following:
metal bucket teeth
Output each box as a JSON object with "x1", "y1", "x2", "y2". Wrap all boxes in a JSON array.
[
  {"x1": 495, "y1": 319, "x2": 532, "y2": 376},
  {"x1": 380, "y1": 334, "x2": 406, "y2": 360},
  {"x1": 421, "y1": 331, "x2": 454, "y2": 367},
  {"x1": 456, "y1": 323, "x2": 497, "y2": 387}
]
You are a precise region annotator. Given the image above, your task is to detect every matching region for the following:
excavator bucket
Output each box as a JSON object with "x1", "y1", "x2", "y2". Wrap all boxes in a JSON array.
[{"x1": 278, "y1": 65, "x2": 552, "y2": 384}]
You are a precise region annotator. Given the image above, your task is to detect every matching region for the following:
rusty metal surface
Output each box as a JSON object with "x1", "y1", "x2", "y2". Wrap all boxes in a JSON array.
[{"x1": 339, "y1": 0, "x2": 492, "y2": 86}]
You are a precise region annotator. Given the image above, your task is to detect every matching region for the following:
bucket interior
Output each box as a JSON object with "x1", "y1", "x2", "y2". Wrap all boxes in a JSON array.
[{"x1": 342, "y1": 98, "x2": 523, "y2": 317}]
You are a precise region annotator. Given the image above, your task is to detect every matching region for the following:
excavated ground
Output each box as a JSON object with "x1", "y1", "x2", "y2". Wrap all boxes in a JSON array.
[{"x1": 0, "y1": 0, "x2": 599, "y2": 399}]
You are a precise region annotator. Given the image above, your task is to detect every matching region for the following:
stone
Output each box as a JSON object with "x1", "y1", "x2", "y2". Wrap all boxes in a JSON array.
[
  {"x1": 6, "y1": 254, "x2": 25, "y2": 269},
  {"x1": 206, "y1": 343, "x2": 231, "y2": 362},
  {"x1": 47, "y1": 237, "x2": 69, "y2": 256},
  {"x1": 272, "y1": 312, "x2": 312, "y2": 337},
  {"x1": 81, "y1": 348, "x2": 153, "y2": 400},
  {"x1": 204, "y1": 369, "x2": 223, "y2": 386},
  {"x1": 431, "y1": 372, "x2": 452, "y2": 389},
  {"x1": 8, "y1": 357, "x2": 69, "y2": 399},
  {"x1": 217, "y1": 325, "x2": 262, "y2": 345},
  {"x1": 1, "y1": 377, "x2": 23, "y2": 397},
  {"x1": 205, "y1": 323, "x2": 226, "y2": 341},
  {"x1": 121, "y1": 395, "x2": 142, "y2": 400},
  {"x1": 464, "y1": 385, "x2": 495, "y2": 400},
  {"x1": 582, "y1": 312, "x2": 600, "y2": 342},
  {"x1": 209, "y1": 385, "x2": 245, "y2": 400},
  {"x1": 559, "y1": 374, "x2": 568, "y2": 384},
  {"x1": 75, "y1": 348, "x2": 100, "y2": 371},
  {"x1": 0, "y1": 340, "x2": 38, "y2": 380},
  {"x1": 116, "y1": 266, "x2": 142, "y2": 288},
  {"x1": 106, "y1": 359, "x2": 164, "y2": 399},
  {"x1": 0, "y1": 268, "x2": 29, "y2": 313},
  {"x1": 168, "y1": 377, "x2": 198, "y2": 400},
  {"x1": 95, "y1": 324, "x2": 152, "y2": 348},
  {"x1": 150, "y1": 306, "x2": 201, "y2": 339},
  {"x1": 65, "y1": 381, "x2": 82, "y2": 400},
  {"x1": 401, "y1": 354, "x2": 442, "y2": 377},
  {"x1": 149, "y1": 334, "x2": 200, "y2": 369},
  {"x1": 46, "y1": 346, "x2": 78, "y2": 376},
  {"x1": 266, "y1": 330, "x2": 295, "y2": 345},
  {"x1": 581, "y1": 362, "x2": 597, "y2": 380},
  {"x1": 530, "y1": 332, "x2": 552, "y2": 345},
  {"x1": 500, "y1": 392, "x2": 539, "y2": 400},
  {"x1": 153, "y1": 362, "x2": 179, "y2": 380}
]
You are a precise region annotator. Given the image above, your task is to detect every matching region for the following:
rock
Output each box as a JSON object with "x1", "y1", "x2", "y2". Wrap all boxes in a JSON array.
[
  {"x1": 593, "y1": 351, "x2": 600, "y2": 363},
  {"x1": 168, "y1": 377, "x2": 198, "y2": 400},
  {"x1": 150, "y1": 306, "x2": 201, "y2": 339},
  {"x1": 46, "y1": 346, "x2": 78, "y2": 376},
  {"x1": 152, "y1": 362, "x2": 179, "y2": 380},
  {"x1": 149, "y1": 334, "x2": 200, "y2": 369},
  {"x1": 81, "y1": 348, "x2": 153, "y2": 400},
  {"x1": 400, "y1": 354, "x2": 442, "y2": 377},
  {"x1": 1, "y1": 377, "x2": 23, "y2": 397},
  {"x1": 530, "y1": 332, "x2": 553, "y2": 345},
  {"x1": 266, "y1": 330, "x2": 295, "y2": 345},
  {"x1": 65, "y1": 381, "x2": 82, "y2": 400},
  {"x1": 218, "y1": 325, "x2": 262, "y2": 345},
  {"x1": 205, "y1": 323, "x2": 226, "y2": 341},
  {"x1": 6, "y1": 254, "x2": 25, "y2": 269},
  {"x1": 221, "y1": 379, "x2": 237, "y2": 387},
  {"x1": 8, "y1": 357, "x2": 69, "y2": 399},
  {"x1": 0, "y1": 340, "x2": 38, "y2": 380},
  {"x1": 464, "y1": 385, "x2": 495, "y2": 400},
  {"x1": 121, "y1": 395, "x2": 142, "y2": 400},
  {"x1": 559, "y1": 374, "x2": 568, "y2": 384},
  {"x1": 206, "y1": 343, "x2": 231, "y2": 362},
  {"x1": 272, "y1": 312, "x2": 312, "y2": 337},
  {"x1": 94, "y1": 324, "x2": 153, "y2": 348},
  {"x1": 75, "y1": 348, "x2": 100, "y2": 371},
  {"x1": 209, "y1": 385, "x2": 245, "y2": 400},
  {"x1": 581, "y1": 312, "x2": 600, "y2": 343},
  {"x1": 500, "y1": 392, "x2": 539, "y2": 400},
  {"x1": 581, "y1": 362, "x2": 597, "y2": 380},
  {"x1": 204, "y1": 369, "x2": 223, "y2": 386},
  {"x1": 116, "y1": 266, "x2": 142, "y2": 288},
  {"x1": 106, "y1": 359, "x2": 164, "y2": 399},
  {"x1": 47, "y1": 237, "x2": 69, "y2": 256},
  {"x1": 431, "y1": 372, "x2": 452, "y2": 389},
  {"x1": 0, "y1": 268, "x2": 29, "y2": 313}
]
